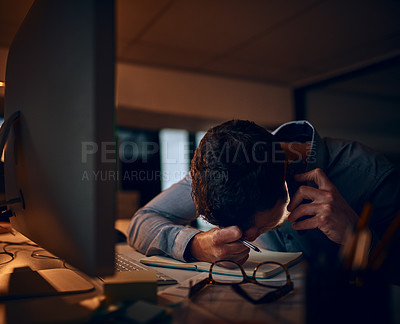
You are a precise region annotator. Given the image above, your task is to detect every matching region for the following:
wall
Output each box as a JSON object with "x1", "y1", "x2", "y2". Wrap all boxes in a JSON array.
[
  {"x1": 299, "y1": 58, "x2": 400, "y2": 171},
  {"x1": 116, "y1": 63, "x2": 293, "y2": 130}
]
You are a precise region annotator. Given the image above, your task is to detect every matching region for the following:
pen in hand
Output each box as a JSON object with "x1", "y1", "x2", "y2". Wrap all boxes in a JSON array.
[
  {"x1": 239, "y1": 238, "x2": 261, "y2": 253},
  {"x1": 215, "y1": 223, "x2": 262, "y2": 253}
]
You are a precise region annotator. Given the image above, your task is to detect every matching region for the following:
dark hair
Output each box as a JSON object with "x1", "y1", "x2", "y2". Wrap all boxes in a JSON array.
[{"x1": 190, "y1": 120, "x2": 287, "y2": 231}]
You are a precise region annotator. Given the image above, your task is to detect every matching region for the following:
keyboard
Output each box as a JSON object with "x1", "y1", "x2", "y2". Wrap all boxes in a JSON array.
[{"x1": 115, "y1": 252, "x2": 177, "y2": 285}]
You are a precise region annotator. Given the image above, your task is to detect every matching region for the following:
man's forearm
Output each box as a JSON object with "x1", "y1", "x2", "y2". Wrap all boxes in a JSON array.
[
  {"x1": 126, "y1": 174, "x2": 199, "y2": 261},
  {"x1": 127, "y1": 209, "x2": 200, "y2": 261}
]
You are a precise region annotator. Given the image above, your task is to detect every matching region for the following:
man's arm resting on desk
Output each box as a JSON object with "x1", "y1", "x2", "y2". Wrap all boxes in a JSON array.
[
  {"x1": 127, "y1": 211, "x2": 251, "y2": 264},
  {"x1": 127, "y1": 175, "x2": 201, "y2": 262},
  {"x1": 127, "y1": 210, "x2": 200, "y2": 262}
]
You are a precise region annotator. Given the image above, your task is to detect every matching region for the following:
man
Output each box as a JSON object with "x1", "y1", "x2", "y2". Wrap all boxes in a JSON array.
[{"x1": 127, "y1": 120, "x2": 400, "y2": 280}]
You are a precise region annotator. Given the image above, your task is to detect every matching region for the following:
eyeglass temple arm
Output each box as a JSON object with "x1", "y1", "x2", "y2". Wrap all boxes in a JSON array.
[
  {"x1": 189, "y1": 278, "x2": 210, "y2": 299},
  {"x1": 232, "y1": 280, "x2": 294, "y2": 304}
]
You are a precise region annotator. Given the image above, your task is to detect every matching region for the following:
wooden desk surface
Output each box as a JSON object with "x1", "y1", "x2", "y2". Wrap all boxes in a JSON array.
[{"x1": 0, "y1": 220, "x2": 307, "y2": 324}]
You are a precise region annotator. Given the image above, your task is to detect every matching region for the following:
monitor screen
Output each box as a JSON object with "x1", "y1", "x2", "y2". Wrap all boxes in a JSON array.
[{"x1": 3, "y1": 0, "x2": 116, "y2": 277}]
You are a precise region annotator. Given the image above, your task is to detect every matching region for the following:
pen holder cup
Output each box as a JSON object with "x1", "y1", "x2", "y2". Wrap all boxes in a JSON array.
[{"x1": 306, "y1": 266, "x2": 391, "y2": 324}]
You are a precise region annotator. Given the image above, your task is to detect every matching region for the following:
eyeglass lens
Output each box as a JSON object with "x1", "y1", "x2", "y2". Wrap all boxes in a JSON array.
[
  {"x1": 211, "y1": 261, "x2": 244, "y2": 284},
  {"x1": 254, "y1": 262, "x2": 288, "y2": 288}
]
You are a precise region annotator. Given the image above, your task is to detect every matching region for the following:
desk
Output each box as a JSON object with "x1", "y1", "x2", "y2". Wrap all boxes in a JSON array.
[
  {"x1": 2, "y1": 218, "x2": 399, "y2": 324},
  {"x1": 3, "y1": 220, "x2": 400, "y2": 324},
  {"x1": 0, "y1": 221, "x2": 305, "y2": 324},
  {"x1": 0, "y1": 223, "x2": 104, "y2": 324}
]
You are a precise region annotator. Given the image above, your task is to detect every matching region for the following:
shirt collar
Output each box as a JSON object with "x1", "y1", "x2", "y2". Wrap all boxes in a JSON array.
[{"x1": 272, "y1": 120, "x2": 328, "y2": 173}]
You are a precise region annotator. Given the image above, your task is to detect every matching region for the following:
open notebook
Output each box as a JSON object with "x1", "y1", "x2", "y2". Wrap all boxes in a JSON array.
[{"x1": 140, "y1": 249, "x2": 302, "y2": 278}]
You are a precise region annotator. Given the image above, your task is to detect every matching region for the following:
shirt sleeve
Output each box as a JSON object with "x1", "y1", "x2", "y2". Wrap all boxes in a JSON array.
[{"x1": 126, "y1": 174, "x2": 201, "y2": 261}]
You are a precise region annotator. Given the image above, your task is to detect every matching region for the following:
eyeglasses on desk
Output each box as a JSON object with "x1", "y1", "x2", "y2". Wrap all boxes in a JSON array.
[{"x1": 189, "y1": 260, "x2": 293, "y2": 304}]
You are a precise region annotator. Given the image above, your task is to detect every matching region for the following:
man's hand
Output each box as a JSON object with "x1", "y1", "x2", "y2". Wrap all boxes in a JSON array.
[
  {"x1": 287, "y1": 168, "x2": 359, "y2": 245},
  {"x1": 189, "y1": 226, "x2": 250, "y2": 265}
]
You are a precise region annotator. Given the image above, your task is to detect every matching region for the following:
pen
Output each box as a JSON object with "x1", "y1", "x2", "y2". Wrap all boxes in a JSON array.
[
  {"x1": 213, "y1": 221, "x2": 262, "y2": 253},
  {"x1": 239, "y1": 238, "x2": 261, "y2": 253}
]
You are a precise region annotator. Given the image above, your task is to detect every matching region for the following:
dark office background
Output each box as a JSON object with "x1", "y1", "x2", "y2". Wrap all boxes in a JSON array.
[{"x1": 294, "y1": 56, "x2": 400, "y2": 172}]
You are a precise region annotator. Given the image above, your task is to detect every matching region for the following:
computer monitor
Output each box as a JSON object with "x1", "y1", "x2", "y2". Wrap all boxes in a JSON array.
[{"x1": 3, "y1": 0, "x2": 116, "y2": 277}]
